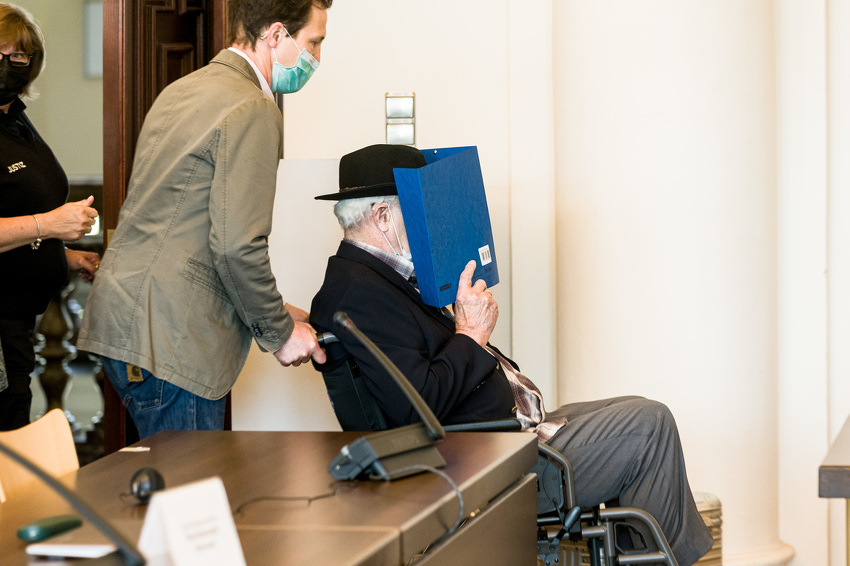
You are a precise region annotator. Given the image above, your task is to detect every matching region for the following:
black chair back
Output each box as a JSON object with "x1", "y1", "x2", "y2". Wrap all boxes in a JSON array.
[{"x1": 321, "y1": 359, "x2": 389, "y2": 432}]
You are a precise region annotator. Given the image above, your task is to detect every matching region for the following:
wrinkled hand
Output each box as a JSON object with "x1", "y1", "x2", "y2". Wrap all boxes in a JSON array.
[
  {"x1": 43, "y1": 196, "x2": 98, "y2": 242},
  {"x1": 273, "y1": 321, "x2": 327, "y2": 366},
  {"x1": 453, "y1": 260, "x2": 498, "y2": 347},
  {"x1": 66, "y1": 249, "x2": 100, "y2": 283}
]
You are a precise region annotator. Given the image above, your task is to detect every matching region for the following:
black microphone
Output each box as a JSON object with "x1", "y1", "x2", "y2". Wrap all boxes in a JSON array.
[
  {"x1": 328, "y1": 311, "x2": 447, "y2": 480},
  {"x1": 0, "y1": 441, "x2": 146, "y2": 566}
]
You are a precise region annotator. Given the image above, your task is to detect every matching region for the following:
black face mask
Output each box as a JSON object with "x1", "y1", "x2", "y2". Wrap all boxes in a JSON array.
[{"x1": 0, "y1": 59, "x2": 31, "y2": 105}]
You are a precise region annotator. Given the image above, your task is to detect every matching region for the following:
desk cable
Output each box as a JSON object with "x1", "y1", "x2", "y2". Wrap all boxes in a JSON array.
[
  {"x1": 380, "y1": 465, "x2": 465, "y2": 553},
  {"x1": 230, "y1": 480, "x2": 357, "y2": 517}
]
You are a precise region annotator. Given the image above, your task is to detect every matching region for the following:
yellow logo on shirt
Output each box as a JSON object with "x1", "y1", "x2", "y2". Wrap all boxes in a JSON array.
[{"x1": 7, "y1": 161, "x2": 25, "y2": 173}]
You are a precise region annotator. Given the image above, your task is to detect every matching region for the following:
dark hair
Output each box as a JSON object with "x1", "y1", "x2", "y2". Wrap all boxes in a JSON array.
[
  {"x1": 0, "y1": 3, "x2": 45, "y2": 97},
  {"x1": 228, "y1": 0, "x2": 332, "y2": 49}
]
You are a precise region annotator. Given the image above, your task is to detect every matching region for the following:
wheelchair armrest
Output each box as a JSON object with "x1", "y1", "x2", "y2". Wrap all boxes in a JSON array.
[
  {"x1": 535, "y1": 441, "x2": 580, "y2": 526},
  {"x1": 443, "y1": 418, "x2": 524, "y2": 432}
]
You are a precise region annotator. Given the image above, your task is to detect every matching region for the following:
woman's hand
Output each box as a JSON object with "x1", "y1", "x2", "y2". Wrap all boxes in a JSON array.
[
  {"x1": 42, "y1": 196, "x2": 98, "y2": 241},
  {"x1": 66, "y1": 249, "x2": 100, "y2": 283}
]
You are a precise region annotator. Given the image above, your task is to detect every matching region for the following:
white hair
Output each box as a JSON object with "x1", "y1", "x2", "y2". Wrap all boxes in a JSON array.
[{"x1": 333, "y1": 195, "x2": 400, "y2": 231}]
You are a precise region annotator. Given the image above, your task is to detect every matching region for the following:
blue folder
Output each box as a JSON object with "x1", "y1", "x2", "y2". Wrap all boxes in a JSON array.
[{"x1": 393, "y1": 146, "x2": 499, "y2": 307}]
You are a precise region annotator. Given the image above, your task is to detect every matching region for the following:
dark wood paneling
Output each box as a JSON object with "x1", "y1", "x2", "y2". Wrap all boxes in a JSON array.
[
  {"x1": 136, "y1": 1, "x2": 207, "y2": 129},
  {"x1": 104, "y1": 0, "x2": 225, "y2": 232},
  {"x1": 101, "y1": 0, "x2": 229, "y2": 454},
  {"x1": 103, "y1": 0, "x2": 131, "y2": 234}
]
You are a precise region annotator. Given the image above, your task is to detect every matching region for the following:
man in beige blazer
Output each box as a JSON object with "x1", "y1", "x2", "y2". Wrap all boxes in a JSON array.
[{"x1": 79, "y1": 0, "x2": 332, "y2": 439}]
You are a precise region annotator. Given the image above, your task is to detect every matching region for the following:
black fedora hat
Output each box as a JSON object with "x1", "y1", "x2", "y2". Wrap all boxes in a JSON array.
[{"x1": 315, "y1": 144, "x2": 426, "y2": 201}]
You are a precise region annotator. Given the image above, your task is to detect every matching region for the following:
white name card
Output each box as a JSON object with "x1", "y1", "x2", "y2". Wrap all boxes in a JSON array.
[{"x1": 138, "y1": 476, "x2": 245, "y2": 566}]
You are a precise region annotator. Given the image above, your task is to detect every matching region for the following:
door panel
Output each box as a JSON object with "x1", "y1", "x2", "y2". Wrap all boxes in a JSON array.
[
  {"x1": 101, "y1": 0, "x2": 228, "y2": 453},
  {"x1": 138, "y1": 1, "x2": 208, "y2": 121}
]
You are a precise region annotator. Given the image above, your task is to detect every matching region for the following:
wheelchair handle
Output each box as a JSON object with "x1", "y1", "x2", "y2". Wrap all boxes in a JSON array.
[{"x1": 317, "y1": 332, "x2": 339, "y2": 347}]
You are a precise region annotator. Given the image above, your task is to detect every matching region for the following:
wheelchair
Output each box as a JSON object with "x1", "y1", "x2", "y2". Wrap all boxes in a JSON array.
[{"x1": 318, "y1": 356, "x2": 679, "y2": 566}]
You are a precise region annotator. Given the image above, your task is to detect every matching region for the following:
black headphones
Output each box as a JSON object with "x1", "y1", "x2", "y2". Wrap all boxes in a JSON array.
[{"x1": 129, "y1": 467, "x2": 166, "y2": 505}]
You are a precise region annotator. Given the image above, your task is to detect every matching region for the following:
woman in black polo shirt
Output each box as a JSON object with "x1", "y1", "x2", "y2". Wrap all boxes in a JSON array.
[{"x1": 0, "y1": 3, "x2": 100, "y2": 430}]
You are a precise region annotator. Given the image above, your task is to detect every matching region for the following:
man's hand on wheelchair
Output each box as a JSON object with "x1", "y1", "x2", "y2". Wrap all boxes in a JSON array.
[{"x1": 274, "y1": 321, "x2": 328, "y2": 366}]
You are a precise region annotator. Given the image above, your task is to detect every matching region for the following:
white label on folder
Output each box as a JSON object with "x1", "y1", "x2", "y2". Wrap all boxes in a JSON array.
[
  {"x1": 478, "y1": 245, "x2": 492, "y2": 266},
  {"x1": 138, "y1": 476, "x2": 246, "y2": 566}
]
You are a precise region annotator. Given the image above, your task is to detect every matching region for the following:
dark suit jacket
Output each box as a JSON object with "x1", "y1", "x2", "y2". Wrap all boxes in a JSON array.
[{"x1": 310, "y1": 242, "x2": 516, "y2": 427}]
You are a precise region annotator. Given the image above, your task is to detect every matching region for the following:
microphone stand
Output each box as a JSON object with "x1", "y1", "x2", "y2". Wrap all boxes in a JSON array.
[
  {"x1": 0, "y1": 441, "x2": 145, "y2": 566},
  {"x1": 328, "y1": 312, "x2": 447, "y2": 480}
]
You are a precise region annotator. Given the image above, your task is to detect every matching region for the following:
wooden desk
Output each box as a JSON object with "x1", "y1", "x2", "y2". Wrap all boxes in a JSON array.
[
  {"x1": 0, "y1": 430, "x2": 538, "y2": 566},
  {"x1": 819, "y1": 415, "x2": 850, "y2": 565}
]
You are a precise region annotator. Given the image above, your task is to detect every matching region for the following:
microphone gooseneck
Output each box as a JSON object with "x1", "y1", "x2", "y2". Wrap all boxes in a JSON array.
[{"x1": 0, "y1": 441, "x2": 146, "y2": 566}]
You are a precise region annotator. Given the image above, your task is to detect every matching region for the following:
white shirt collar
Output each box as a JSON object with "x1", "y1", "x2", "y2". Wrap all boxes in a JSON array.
[{"x1": 228, "y1": 47, "x2": 274, "y2": 100}]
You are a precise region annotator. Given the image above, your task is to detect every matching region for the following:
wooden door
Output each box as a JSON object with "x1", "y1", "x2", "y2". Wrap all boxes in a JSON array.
[{"x1": 101, "y1": 0, "x2": 229, "y2": 453}]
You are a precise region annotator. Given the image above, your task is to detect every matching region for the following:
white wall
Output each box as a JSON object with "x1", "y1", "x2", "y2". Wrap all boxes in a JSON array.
[
  {"x1": 232, "y1": 160, "x2": 341, "y2": 431},
  {"x1": 24, "y1": 1, "x2": 848, "y2": 562},
  {"x1": 553, "y1": 2, "x2": 791, "y2": 564},
  {"x1": 235, "y1": 1, "x2": 848, "y2": 564},
  {"x1": 775, "y1": 3, "x2": 830, "y2": 566},
  {"x1": 507, "y1": 0, "x2": 559, "y2": 404},
  {"x1": 12, "y1": 0, "x2": 103, "y2": 181},
  {"x1": 279, "y1": 0, "x2": 514, "y2": 351},
  {"x1": 828, "y1": 0, "x2": 850, "y2": 561},
  {"x1": 234, "y1": 0, "x2": 520, "y2": 432}
]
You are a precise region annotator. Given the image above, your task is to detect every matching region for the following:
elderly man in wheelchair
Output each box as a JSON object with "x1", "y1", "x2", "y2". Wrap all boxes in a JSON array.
[{"x1": 309, "y1": 144, "x2": 713, "y2": 566}]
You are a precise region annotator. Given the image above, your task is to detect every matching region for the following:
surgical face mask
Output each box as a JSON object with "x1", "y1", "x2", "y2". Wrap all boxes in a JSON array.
[
  {"x1": 379, "y1": 204, "x2": 413, "y2": 262},
  {"x1": 269, "y1": 27, "x2": 318, "y2": 94},
  {"x1": 0, "y1": 58, "x2": 30, "y2": 105}
]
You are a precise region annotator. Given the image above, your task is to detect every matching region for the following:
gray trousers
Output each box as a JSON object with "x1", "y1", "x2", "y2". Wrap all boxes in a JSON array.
[{"x1": 545, "y1": 396, "x2": 713, "y2": 566}]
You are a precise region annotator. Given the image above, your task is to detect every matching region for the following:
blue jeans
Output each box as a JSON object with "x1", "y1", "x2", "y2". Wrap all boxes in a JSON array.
[{"x1": 100, "y1": 356, "x2": 226, "y2": 440}]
